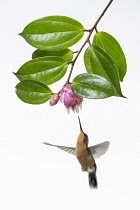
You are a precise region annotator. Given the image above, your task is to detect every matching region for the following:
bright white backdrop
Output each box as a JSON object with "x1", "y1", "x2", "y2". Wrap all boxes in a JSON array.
[{"x1": 0, "y1": 0, "x2": 140, "y2": 209}]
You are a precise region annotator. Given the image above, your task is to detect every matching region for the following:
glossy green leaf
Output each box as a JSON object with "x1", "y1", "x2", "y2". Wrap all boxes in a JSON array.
[
  {"x1": 84, "y1": 45, "x2": 124, "y2": 97},
  {"x1": 32, "y1": 48, "x2": 73, "y2": 62},
  {"x1": 14, "y1": 56, "x2": 68, "y2": 85},
  {"x1": 15, "y1": 80, "x2": 52, "y2": 104},
  {"x1": 93, "y1": 31, "x2": 127, "y2": 81},
  {"x1": 19, "y1": 16, "x2": 84, "y2": 51},
  {"x1": 72, "y1": 73, "x2": 117, "y2": 99}
]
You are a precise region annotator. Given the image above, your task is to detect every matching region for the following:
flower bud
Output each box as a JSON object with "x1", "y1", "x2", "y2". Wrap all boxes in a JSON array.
[{"x1": 49, "y1": 95, "x2": 60, "y2": 106}]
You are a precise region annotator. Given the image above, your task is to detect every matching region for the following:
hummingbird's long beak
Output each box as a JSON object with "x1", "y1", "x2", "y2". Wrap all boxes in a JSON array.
[{"x1": 78, "y1": 116, "x2": 83, "y2": 132}]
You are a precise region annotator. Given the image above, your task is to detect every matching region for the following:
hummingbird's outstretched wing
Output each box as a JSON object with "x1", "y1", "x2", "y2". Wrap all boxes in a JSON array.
[
  {"x1": 43, "y1": 141, "x2": 110, "y2": 158},
  {"x1": 89, "y1": 141, "x2": 110, "y2": 159},
  {"x1": 43, "y1": 142, "x2": 75, "y2": 155}
]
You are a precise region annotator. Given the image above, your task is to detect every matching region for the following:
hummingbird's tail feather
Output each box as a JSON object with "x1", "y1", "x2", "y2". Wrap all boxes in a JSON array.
[{"x1": 88, "y1": 172, "x2": 98, "y2": 189}]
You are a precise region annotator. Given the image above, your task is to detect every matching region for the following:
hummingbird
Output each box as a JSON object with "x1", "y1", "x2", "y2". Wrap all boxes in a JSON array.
[{"x1": 43, "y1": 116, "x2": 110, "y2": 189}]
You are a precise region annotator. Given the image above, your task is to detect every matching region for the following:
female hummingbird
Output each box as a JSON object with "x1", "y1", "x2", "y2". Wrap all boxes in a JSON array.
[{"x1": 43, "y1": 116, "x2": 110, "y2": 189}]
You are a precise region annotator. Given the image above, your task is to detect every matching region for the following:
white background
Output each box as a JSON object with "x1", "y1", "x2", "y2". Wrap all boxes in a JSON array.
[{"x1": 1, "y1": 0, "x2": 140, "y2": 209}]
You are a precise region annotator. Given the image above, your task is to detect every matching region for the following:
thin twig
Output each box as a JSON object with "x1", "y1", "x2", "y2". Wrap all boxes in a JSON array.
[
  {"x1": 72, "y1": 50, "x2": 79, "y2": 54},
  {"x1": 95, "y1": 26, "x2": 98, "y2": 33},
  {"x1": 65, "y1": 0, "x2": 113, "y2": 85}
]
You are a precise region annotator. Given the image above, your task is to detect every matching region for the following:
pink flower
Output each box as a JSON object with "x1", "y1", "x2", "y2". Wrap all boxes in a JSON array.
[
  {"x1": 59, "y1": 84, "x2": 83, "y2": 113},
  {"x1": 49, "y1": 95, "x2": 60, "y2": 106}
]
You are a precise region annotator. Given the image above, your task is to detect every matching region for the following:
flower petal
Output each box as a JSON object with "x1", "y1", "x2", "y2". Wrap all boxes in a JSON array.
[
  {"x1": 60, "y1": 92, "x2": 65, "y2": 103},
  {"x1": 76, "y1": 96, "x2": 83, "y2": 104},
  {"x1": 72, "y1": 104, "x2": 79, "y2": 113},
  {"x1": 64, "y1": 93, "x2": 75, "y2": 108},
  {"x1": 79, "y1": 102, "x2": 82, "y2": 109}
]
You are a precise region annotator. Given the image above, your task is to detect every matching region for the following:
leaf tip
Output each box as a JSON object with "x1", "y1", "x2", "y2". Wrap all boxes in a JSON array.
[
  {"x1": 13, "y1": 72, "x2": 19, "y2": 79},
  {"x1": 18, "y1": 32, "x2": 23, "y2": 37},
  {"x1": 13, "y1": 72, "x2": 16, "y2": 76},
  {"x1": 122, "y1": 95, "x2": 127, "y2": 99},
  {"x1": 118, "y1": 93, "x2": 127, "y2": 99}
]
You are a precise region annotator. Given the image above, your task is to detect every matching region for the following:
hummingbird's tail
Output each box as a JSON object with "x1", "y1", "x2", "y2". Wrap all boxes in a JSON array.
[{"x1": 88, "y1": 172, "x2": 98, "y2": 189}]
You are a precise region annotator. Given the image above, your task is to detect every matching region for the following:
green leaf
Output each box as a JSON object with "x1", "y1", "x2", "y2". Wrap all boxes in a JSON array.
[
  {"x1": 72, "y1": 73, "x2": 117, "y2": 99},
  {"x1": 32, "y1": 48, "x2": 73, "y2": 62},
  {"x1": 14, "y1": 56, "x2": 68, "y2": 85},
  {"x1": 84, "y1": 45, "x2": 124, "y2": 97},
  {"x1": 93, "y1": 31, "x2": 127, "y2": 81},
  {"x1": 15, "y1": 80, "x2": 52, "y2": 104},
  {"x1": 19, "y1": 16, "x2": 84, "y2": 51}
]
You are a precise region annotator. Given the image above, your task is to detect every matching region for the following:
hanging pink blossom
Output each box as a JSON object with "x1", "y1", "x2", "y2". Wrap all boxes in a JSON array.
[{"x1": 59, "y1": 84, "x2": 83, "y2": 113}]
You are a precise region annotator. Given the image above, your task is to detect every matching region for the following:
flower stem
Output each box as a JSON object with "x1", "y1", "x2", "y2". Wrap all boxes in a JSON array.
[{"x1": 65, "y1": 0, "x2": 113, "y2": 84}]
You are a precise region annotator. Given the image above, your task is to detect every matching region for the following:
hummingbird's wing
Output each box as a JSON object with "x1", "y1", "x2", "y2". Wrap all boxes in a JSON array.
[
  {"x1": 43, "y1": 141, "x2": 110, "y2": 158},
  {"x1": 43, "y1": 142, "x2": 75, "y2": 155},
  {"x1": 89, "y1": 141, "x2": 110, "y2": 159}
]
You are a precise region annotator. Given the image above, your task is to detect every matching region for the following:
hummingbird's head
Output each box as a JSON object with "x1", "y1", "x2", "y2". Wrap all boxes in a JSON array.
[{"x1": 78, "y1": 116, "x2": 89, "y2": 146}]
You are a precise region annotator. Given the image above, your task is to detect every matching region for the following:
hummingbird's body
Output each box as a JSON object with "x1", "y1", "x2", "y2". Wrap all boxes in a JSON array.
[
  {"x1": 43, "y1": 116, "x2": 109, "y2": 189},
  {"x1": 75, "y1": 117, "x2": 98, "y2": 188},
  {"x1": 76, "y1": 128, "x2": 95, "y2": 172}
]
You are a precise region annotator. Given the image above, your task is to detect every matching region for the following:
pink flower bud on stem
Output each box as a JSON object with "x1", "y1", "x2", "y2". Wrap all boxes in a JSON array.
[{"x1": 49, "y1": 94, "x2": 60, "y2": 106}]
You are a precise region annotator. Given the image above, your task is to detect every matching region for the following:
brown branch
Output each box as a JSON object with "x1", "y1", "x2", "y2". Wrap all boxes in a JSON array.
[{"x1": 65, "y1": 0, "x2": 113, "y2": 85}]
